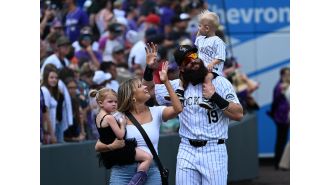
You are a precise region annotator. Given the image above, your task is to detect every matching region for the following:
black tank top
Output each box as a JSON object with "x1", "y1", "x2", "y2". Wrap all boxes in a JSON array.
[{"x1": 95, "y1": 114, "x2": 120, "y2": 144}]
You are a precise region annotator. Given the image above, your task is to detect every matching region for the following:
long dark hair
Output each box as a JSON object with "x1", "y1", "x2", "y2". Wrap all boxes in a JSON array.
[{"x1": 41, "y1": 64, "x2": 62, "y2": 101}]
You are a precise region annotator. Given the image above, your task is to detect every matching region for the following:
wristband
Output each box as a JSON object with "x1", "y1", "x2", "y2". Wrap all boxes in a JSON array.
[
  {"x1": 210, "y1": 93, "x2": 229, "y2": 110},
  {"x1": 211, "y1": 72, "x2": 219, "y2": 79},
  {"x1": 143, "y1": 65, "x2": 153, "y2": 81}
]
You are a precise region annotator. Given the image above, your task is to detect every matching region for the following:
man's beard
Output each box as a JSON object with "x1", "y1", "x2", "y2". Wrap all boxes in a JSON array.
[{"x1": 182, "y1": 60, "x2": 208, "y2": 86}]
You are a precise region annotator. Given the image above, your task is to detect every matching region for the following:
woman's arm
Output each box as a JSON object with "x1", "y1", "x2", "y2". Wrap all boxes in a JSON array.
[
  {"x1": 86, "y1": 45, "x2": 100, "y2": 69},
  {"x1": 40, "y1": 9, "x2": 53, "y2": 36},
  {"x1": 42, "y1": 109, "x2": 57, "y2": 144},
  {"x1": 159, "y1": 61, "x2": 183, "y2": 121},
  {"x1": 95, "y1": 139, "x2": 125, "y2": 152},
  {"x1": 142, "y1": 43, "x2": 159, "y2": 99}
]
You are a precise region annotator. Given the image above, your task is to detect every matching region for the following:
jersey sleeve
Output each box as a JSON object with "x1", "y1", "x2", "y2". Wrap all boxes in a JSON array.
[
  {"x1": 154, "y1": 79, "x2": 180, "y2": 105},
  {"x1": 194, "y1": 36, "x2": 199, "y2": 47},
  {"x1": 194, "y1": 35, "x2": 202, "y2": 48},
  {"x1": 214, "y1": 38, "x2": 226, "y2": 61},
  {"x1": 214, "y1": 77, "x2": 240, "y2": 104}
]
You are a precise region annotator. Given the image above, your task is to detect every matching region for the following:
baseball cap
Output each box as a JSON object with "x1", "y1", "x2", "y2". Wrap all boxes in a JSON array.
[
  {"x1": 180, "y1": 13, "x2": 190, "y2": 21},
  {"x1": 126, "y1": 30, "x2": 139, "y2": 44},
  {"x1": 108, "y1": 23, "x2": 123, "y2": 34},
  {"x1": 113, "y1": 45, "x2": 124, "y2": 53},
  {"x1": 78, "y1": 33, "x2": 93, "y2": 47},
  {"x1": 145, "y1": 28, "x2": 157, "y2": 36},
  {"x1": 187, "y1": 0, "x2": 204, "y2": 10},
  {"x1": 145, "y1": 28, "x2": 165, "y2": 44},
  {"x1": 173, "y1": 45, "x2": 198, "y2": 66},
  {"x1": 145, "y1": 14, "x2": 160, "y2": 25},
  {"x1": 56, "y1": 36, "x2": 71, "y2": 47},
  {"x1": 172, "y1": 13, "x2": 191, "y2": 24},
  {"x1": 79, "y1": 33, "x2": 93, "y2": 41},
  {"x1": 93, "y1": 70, "x2": 112, "y2": 85}
]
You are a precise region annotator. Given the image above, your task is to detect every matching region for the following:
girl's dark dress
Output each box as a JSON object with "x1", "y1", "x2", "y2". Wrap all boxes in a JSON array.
[{"x1": 96, "y1": 114, "x2": 137, "y2": 169}]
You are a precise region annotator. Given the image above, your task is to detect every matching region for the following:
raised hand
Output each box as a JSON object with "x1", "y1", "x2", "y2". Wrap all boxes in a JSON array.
[
  {"x1": 159, "y1": 61, "x2": 169, "y2": 83},
  {"x1": 145, "y1": 42, "x2": 158, "y2": 68}
]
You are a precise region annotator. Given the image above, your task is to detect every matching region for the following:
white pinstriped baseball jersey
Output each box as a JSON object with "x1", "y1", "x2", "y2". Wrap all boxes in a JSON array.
[
  {"x1": 155, "y1": 77, "x2": 240, "y2": 140},
  {"x1": 195, "y1": 35, "x2": 226, "y2": 75}
]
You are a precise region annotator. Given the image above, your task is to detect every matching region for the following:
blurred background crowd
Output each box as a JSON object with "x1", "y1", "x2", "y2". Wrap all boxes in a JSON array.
[{"x1": 40, "y1": 0, "x2": 260, "y2": 145}]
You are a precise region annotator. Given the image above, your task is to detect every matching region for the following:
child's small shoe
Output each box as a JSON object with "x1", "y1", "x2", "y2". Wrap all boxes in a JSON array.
[
  {"x1": 199, "y1": 99, "x2": 213, "y2": 110},
  {"x1": 164, "y1": 89, "x2": 184, "y2": 102},
  {"x1": 128, "y1": 171, "x2": 148, "y2": 185}
]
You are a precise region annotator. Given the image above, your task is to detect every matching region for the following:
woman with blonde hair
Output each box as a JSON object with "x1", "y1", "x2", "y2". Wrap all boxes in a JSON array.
[
  {"x1": 90, "y1": 86, "x2": 152, "y2": 185},
  {"x1": 95, "y1": 61, "x2": 182, "y2": 185}
]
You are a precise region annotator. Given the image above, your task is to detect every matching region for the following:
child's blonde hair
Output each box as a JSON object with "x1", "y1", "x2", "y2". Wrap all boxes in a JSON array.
[
  {"x1": 198, "y1": 10, "x2": 220, "y2": 29},
  {"x1": 89, "y1": 88, "x2": 117, "y2": 106}
]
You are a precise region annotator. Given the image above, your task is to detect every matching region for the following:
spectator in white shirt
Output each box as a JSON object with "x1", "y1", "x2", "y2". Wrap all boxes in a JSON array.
[{"x1": 41, "y1": 36, "x2": 71, "y2": 77}]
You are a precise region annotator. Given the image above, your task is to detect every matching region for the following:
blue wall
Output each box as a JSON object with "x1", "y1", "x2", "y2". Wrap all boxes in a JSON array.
[{"x1": 207, "y1": 0, "x2": 290, "y2": 156}]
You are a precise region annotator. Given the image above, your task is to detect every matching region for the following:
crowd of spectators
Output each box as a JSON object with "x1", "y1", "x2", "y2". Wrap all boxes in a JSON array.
[{"x1": 40, "y1": 0, "x2": 259, "y2": 144}]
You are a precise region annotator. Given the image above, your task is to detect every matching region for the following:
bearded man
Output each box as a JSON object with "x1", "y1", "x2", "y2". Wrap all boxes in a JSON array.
[{"x1": 143, "y1": 43, "x2": 243, "y2": 185}]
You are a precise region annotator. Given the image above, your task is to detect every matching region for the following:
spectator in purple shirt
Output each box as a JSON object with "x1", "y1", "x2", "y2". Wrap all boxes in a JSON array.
[
  {"x1": 269, "y1": 67, "x2": 290, "y2": 169},
  {"x1": 158, "y1": 0, "x2": 175, "y2": 35},
  {"x1": 75, "y1": 32, "x2": 101, "y2": 70},
  {"x1": 64, "y1": 0, "x2": 89, "y2": 43},
  {"x1": 125, "y1": 5, "x2": 139, "y2": 31}
]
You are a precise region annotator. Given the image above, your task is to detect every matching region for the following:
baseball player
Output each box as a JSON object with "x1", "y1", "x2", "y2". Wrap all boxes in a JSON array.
[{"x1": 143, "y1": 43, "x2": 243, "y2": 185}]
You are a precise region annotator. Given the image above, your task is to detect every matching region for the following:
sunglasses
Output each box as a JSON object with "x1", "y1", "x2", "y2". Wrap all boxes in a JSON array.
[{"x1": 182, "y1": 53, "x2": 198, "y2": 66}]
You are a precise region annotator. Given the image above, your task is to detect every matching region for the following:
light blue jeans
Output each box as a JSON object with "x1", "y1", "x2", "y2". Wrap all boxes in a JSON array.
[
  {"x1": 55, "y1": 122, "x2": 64, "y2": 143},
  {"x1": 109, "y1": 160, "x2": 161, "y2": 185}
]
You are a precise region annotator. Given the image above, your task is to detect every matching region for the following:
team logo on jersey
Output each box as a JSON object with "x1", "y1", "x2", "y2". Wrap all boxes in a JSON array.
[
  {"x1": 226, "y1": 94, "x2": 235, "y2": 100},
  {"x1": 200, "y1": 46, "x2": 214, "y2": 58},
  {"x1": 179, "y1": 46, "x2": 188, "y2": 52}
]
